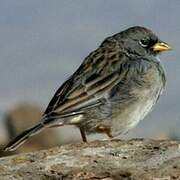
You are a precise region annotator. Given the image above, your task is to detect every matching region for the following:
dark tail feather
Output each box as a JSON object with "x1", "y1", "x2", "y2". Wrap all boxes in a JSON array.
[{"x1": 4, "y1": 123, "x2": 44, "y2": 151}]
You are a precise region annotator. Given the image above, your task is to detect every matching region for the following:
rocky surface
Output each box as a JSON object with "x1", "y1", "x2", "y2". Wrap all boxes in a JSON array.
[{"x1": 0, "y1": 139, "x2": 180, "y2": 180}]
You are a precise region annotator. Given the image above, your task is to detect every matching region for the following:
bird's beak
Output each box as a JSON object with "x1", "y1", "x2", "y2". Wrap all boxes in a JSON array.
[{"x1": 152, "y1": 41, "x2": 172, "y2": 52}]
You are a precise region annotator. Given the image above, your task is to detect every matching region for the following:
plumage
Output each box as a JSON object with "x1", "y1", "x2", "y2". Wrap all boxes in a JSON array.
[{"x1": 4, "y1": 26, "x2": 171, "y2": 151}]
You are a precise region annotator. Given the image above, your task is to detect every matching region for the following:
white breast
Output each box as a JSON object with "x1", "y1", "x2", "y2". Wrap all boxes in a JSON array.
[
  {"x1": 111, "y1": 81, "x2": 164, "y2": 137},
  {"x1": 127, "y1": 95, "x2": 158, "y2": 129}
]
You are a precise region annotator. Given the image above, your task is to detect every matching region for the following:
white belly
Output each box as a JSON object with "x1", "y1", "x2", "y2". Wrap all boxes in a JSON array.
[
  {"x1": 111, "y1": 85, "x2": 163, "y2": 137},
  {"x1": 125, "y1": 98, "x2": 156, "y2": 129}
]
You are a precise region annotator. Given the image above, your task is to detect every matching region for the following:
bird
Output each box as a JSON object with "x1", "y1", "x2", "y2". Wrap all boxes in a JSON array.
[{"x1": 4, "y1": 26, "x2": 171, "y2": 151}]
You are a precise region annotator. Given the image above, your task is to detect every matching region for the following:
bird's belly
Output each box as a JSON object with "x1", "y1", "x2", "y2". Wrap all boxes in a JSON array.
[{"x1": 110, "y1": 84, "x2": 163, "y2": 137}]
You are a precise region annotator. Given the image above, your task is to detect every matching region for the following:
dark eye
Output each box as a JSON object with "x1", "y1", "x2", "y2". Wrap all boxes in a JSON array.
[{"x1": 139, "y1": 38, "x2": 150, "y2": 48}]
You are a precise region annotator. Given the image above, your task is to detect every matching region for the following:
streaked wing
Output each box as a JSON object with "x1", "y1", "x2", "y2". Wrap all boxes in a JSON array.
[{"x1": 44, "y1": 37, "x2": 127, "y2": 117}]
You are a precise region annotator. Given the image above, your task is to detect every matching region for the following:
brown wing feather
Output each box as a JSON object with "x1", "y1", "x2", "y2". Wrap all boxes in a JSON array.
[
  {"x1": 44, "y1": 37, "x2": 126, "y2": 117},
  {"x1": 44, "y1": 76, "x2": 74, "y2": 114}
]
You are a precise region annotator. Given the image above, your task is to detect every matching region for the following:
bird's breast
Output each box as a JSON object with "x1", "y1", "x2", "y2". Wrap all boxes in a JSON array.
[{"x1": 110, "y1": 61, "x2": 165, "y2": 136}]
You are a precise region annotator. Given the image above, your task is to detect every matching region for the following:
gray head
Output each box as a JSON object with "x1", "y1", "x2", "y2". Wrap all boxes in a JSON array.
[{"x1": 112, "y1": 26, "x2": 171, "y2": 57}]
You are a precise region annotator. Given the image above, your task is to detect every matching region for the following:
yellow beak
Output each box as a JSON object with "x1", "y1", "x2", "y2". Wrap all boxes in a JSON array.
[{"x1": 152, "y1": 41, "x2": 172, "y2": 52}]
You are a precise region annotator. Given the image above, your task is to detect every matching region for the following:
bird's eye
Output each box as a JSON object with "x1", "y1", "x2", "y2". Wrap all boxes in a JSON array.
[{"x1": 139, "y1": 38, "x2": 150, "y2": 48}]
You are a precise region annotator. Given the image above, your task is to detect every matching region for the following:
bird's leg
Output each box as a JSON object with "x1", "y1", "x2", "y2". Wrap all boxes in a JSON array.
[
  {"x1": 96, "y1": 126, "x2": 113, "y2": 139},
  {"x1": 79, "y1": 127, "x2": 87, "y2": 142},
  {"x1": 106, "y1": 130, "x2": 113, "y2": 139}
]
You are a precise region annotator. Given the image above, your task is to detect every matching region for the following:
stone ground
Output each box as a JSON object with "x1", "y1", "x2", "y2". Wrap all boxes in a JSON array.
[{"x1": 0, "y1": 139, "x2": 180, "y2": 180}]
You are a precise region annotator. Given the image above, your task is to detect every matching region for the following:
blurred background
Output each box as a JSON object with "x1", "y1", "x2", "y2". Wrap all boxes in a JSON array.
[{"x1": 0, "y1": 0, "x2": 179, "y2": 156}]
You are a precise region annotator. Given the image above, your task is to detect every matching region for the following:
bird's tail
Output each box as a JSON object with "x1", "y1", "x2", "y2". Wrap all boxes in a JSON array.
[{"x1": 4, "y1": 123, "x2": 44, "y2": 151}]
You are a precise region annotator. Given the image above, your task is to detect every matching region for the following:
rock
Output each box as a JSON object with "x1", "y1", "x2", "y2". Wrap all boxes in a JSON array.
[{"x1": 0, "y1": 139, "x2": 180, "y2": 179}]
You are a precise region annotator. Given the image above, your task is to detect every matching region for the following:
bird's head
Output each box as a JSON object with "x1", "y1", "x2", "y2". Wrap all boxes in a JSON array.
[{"x1": 114, "y1": 26, "x2": 171, "y2": 57}]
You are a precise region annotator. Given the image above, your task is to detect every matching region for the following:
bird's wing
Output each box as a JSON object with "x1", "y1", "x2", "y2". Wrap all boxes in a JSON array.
[{"x1": 44, "y1": 37, "x2": 128, "y2": 118}]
